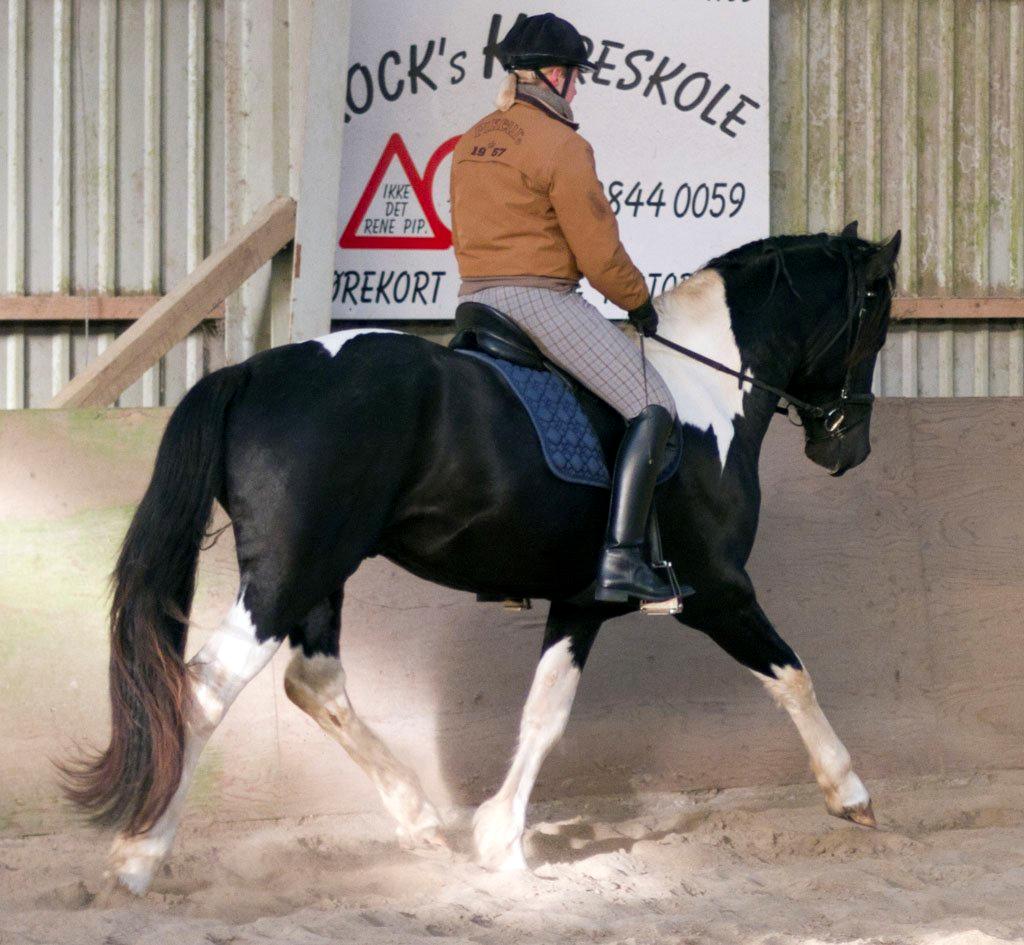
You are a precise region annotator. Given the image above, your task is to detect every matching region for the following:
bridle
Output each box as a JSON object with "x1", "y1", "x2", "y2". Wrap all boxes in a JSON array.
[
  {"x1": 646, "y1": 286, "x2": 882, "y2": 443},
  {"x1": 794, "y1": 286, "x2": 879, "y2": 443}
]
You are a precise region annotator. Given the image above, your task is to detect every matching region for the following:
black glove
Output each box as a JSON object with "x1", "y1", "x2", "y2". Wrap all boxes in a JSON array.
[{"x1": 627, "y1": 298, "x2": 659, "y2": 337}]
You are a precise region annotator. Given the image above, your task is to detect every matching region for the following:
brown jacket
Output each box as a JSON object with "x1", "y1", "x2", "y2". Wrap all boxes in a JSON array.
[{"x1": 450, "y1": 98, "x2": 649, "y2": 312}]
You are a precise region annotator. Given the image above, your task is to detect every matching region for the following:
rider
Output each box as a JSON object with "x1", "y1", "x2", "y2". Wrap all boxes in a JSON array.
[{"x1": 450, "y1": 12, "x2": 680, "y2": 607}]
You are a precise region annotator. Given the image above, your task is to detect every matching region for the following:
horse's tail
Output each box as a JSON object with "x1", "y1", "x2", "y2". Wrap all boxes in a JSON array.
[{"x1": 60, "y1": 364, "x2": 248, "y2": 835}]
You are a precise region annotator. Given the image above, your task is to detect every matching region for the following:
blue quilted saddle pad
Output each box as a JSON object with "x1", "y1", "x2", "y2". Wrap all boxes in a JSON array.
[{"x1": 457, "y1": 350, "x2": 680, "y2": 489}]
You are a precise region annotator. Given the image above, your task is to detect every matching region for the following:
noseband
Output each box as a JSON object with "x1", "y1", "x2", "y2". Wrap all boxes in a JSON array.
[{"x1": 798, "y1": 391, "x2": 874, "y2": 443}]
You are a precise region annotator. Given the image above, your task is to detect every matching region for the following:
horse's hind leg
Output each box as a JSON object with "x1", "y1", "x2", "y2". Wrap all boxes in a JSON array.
[
  {"x1": 687, "y1": 598, "x2": 874, "y2": 827},
  {"x1": 473, "y1": 602, "x2": 604, "y2": 871},
  {"x1": 284, "y1": 589, "x2": 445, "y2": 850},
  {"x1": 107, "y1": 594, "x2": 280, "y2": 893}
]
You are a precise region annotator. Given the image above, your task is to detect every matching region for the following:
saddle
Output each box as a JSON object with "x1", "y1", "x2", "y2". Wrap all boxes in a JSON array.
[
  {"x1": 449, "y1": 301, "x2": 681, "y2": 486},
  {"x1": 450, "y1": 302, "x2": 617, "y2": 489},
  {"x1": 450, "y1": 302, "x2": 548, "y2": 372}
]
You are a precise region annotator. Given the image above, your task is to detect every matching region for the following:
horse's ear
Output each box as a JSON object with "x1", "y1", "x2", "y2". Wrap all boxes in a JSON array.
[
  {"x1": 866, "y1": 230, "x2": 901, "y2": 281},
  {"x1": 841, "y1": 220, "x2": 859, "y2": 238}
]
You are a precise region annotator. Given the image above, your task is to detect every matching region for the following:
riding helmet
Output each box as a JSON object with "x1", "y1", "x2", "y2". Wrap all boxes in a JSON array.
[{"x1": 496, "y1": 13, "x2": 597, "y2": 72}]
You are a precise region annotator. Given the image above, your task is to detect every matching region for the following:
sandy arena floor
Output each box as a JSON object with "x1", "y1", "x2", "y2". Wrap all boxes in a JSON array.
[{"x1": 2, "y1": 772, "x2": 1024, "y2": 945}]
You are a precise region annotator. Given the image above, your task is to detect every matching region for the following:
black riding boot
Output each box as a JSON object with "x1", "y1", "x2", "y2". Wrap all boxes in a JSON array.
[{"x1": 595, "y1": 404, "x2": 676, "y2": 603}]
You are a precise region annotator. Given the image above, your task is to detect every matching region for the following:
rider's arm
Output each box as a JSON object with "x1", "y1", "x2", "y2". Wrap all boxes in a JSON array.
[{"x1": 548, "y1": 135, "x2": 650, "y2": 313}]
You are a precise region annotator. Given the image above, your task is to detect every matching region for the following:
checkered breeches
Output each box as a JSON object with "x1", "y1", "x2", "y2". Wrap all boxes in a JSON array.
[{"x1": 461, "y1": 286, "x2": 676, "y2": 420}]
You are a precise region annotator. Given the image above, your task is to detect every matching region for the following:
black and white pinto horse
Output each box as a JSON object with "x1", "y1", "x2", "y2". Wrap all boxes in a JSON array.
[{"x1": 64, "y1": 225, "x2": 900, "y2": 893}]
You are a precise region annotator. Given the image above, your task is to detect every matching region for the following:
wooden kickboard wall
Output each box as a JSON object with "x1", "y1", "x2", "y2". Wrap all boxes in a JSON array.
[{"x1": 1, "y1": 399, "x2": 1023, "y2": 835}]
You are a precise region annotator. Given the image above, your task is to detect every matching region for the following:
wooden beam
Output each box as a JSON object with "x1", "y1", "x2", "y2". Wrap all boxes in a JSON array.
[
  {"x1": 0, "y1": 295, "x2": 225, "y2": 321},
  {"x1": 10, "y1": 292, "x2": 1024, "y2": 327},
  {"x1": 892, "y1": 297, "x2": 1024, "y2": 319},
  {"x1": 50, "y1": 196, "x2": 296, "y2": 408},
  {"x1": 11, "y1": 294, "x2": 1024, "y2": 325}
]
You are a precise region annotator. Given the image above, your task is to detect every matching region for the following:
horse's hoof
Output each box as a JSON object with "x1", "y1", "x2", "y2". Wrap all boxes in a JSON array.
[
  {"x1": 474, "y1": 826, "x2": 528, "y2": 871},
  {"x1": 824, "y1": 771, "x2": 874, "y2": 827},
  {"x1": 92, "y1": 874, "x2": 141, "y2": 908},
  {"x1": 477, "y1": 845, "x2": 528, "y2": 873},
  {"x1": 399, "y1": 824, "x2": 451, "y2": 857},
  {"x1": 473, "y1": 801, "x2": 528, "y2": 872},
  {"x1": 105, "y1": 836, "x2": 167, "y2": 898},
  {"x1": 839, "y1": 800, "x2": 877, "y2": 829},
  {"x1": 418, "y1": 826, "x2": 450, "y2": 851}
]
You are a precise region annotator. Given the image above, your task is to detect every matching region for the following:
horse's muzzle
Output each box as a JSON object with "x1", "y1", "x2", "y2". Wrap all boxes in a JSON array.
[{"x1": 804, "y1": 413, "x2": 872, "y2": 475}]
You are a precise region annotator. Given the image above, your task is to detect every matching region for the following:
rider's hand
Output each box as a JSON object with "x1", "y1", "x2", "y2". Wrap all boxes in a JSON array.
[{"x1": 627, "y1": 299, "x2": 659, "y2": 337}]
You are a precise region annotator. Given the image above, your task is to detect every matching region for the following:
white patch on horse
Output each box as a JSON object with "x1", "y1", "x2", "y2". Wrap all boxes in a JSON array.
[
  {"x1": 108, "y1": 598, "x2": 280, "y2": 894},
  {"x1": 284, "y1": 650, "x2": 445, "y2": 850},
  {"x1": 474, "y1": 637, "x2": 581, "y2": 871},
  {"x1": 190, "y1": 599, "x2": 280, "y2": 724},
  {"x1": 754, "y1": 664, "x2": 871, "y2": 817},
  {"x1": 315, "y1": 327, "x2": 402, "y2": 357},
  {"x1": 652, "y1": 269, "x2": 746, "y2": 470}
]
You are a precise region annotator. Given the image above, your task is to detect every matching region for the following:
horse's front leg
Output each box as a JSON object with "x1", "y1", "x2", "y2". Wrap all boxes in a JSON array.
[
  {"x1": 473, "y1": 602, "x2": 605, "y2": 871},
  {"x1": 684, "y1": 593, "x2": 874, "y2": 827}
]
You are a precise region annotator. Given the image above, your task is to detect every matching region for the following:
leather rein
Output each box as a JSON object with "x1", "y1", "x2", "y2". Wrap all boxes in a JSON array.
[
  {"x1": 646, "y1": 332, "x2": 822, "y2": 419},
  {"x1": 646, "y1": 290, "x2": 878, "y2": 439}
]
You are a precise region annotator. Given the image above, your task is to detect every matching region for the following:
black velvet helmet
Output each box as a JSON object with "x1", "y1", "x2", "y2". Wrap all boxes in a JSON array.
[{"x1": 496, "y1": 13, "x2": 597, "y2": 72}]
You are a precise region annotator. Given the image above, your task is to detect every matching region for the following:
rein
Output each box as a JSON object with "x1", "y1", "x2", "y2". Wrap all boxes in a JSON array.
[
  {"x1": 647, "y1": 242, "x2": 885, "y2": 439},
  {"x1": 647, "y1": 332, "x2": 826, "y2": 419}
]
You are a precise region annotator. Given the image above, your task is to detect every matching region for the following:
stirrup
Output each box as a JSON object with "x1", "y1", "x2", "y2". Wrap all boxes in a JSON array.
[
  {"x1": 638, "y1": 504, "x2": 691, "y2": 616},
  {"x1": 640, "y1": 597, "x2": 684, "y2": 616},
  {"x1": 639, "y1": 557, "x2": 687, "y2": 615},
  {"x1": 475, "y1": 594, "x2": 532, "y2": 611}
]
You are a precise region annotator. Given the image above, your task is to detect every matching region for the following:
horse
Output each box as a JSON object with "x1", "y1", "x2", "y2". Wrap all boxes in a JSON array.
[{"x1": 62, "y1": 223, "x2": 901, "y2": 893}]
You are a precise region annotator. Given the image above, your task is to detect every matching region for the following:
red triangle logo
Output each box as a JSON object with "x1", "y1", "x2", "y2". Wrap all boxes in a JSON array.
[{"x1": 340, "y1": 133, "x2": 459, "y2": 251}]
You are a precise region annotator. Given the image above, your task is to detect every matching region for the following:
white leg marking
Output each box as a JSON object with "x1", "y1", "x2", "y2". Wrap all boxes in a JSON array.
[
  {"x1": 108, "y1": 599, "x2": 280, "y2": 894},
  {"x1": 474, "y1": 638, "x2": 581, "y2": 871},
  {"x1": 284, "y1": 651, "x2": 445, "y2": 849},
  {"x1": 754, "y1": 664, "x2": 874, "y2": 824}
]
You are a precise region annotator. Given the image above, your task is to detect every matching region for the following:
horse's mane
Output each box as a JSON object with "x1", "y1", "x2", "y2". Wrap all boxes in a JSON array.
[
  {"x1": 708, "y1": 232, "x2": 834, "y2": 268},
  {"x1": 707, "y1": 232, "x2": 895, "y2": 367}
]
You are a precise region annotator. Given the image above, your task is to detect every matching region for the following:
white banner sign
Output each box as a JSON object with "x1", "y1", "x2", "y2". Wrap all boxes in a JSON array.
[{"x1": 333, "y1": 1, "x2": 769, "y2": 319}]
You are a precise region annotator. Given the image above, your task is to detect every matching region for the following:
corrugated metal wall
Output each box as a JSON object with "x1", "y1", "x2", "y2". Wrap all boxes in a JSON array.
[
  {"x1": 0, "y1": 0, "x2": 231, "y2": 408},
  {"x1": 2, "y1": 1, "x2": 1023, "y2": 407},
  {"x1": 772, "y1": 0, "x2": 1024, "y2": 396}
]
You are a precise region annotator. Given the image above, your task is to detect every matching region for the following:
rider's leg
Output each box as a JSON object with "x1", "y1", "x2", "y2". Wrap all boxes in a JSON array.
[
  {"x1": 461, "y1": 286, "x2": 678, "y2": 602},
  {"x1": 594, "y1": 403, "x2": 676, "y2": 602},
  {"x1": 461, "y1": 286, "x2": 675, "y2": 421}
]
